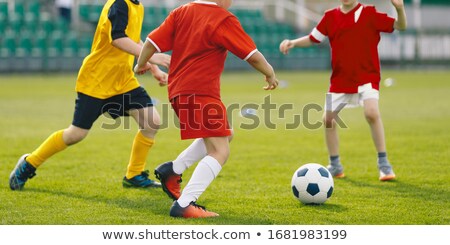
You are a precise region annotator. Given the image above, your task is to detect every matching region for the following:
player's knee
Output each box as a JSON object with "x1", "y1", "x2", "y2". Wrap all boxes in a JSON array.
[
  {"x1": 142, "y1": 114, "x2": 161, "y2": 132},
  {"x1": 364, "y1": 109, "x2": 380, "y2": 124},
  {"x1": 63, "y1": 129, "x2": 88, "y2": 145},
  {"x1": 322, "y1": 114, "x2": 335, "y2": 128}
]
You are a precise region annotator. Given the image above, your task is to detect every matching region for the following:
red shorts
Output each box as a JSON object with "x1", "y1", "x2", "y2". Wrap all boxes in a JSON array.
[{"x1": 171, "y1": 95, "x2": 232, "y2": 140}]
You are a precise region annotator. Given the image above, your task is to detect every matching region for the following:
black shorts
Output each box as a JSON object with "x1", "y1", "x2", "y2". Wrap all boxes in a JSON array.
[{"x1": 72, "y1": 86, "x2": 153, "y2": 129}]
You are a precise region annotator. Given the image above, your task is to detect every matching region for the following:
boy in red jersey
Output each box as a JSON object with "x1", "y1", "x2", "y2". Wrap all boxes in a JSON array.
[
  {"x1": 135, "y1": 0, "x2": 278, "y2": 218},
  {"x1": 280, "y1": 0, "x2": 407, "y2": 181}
]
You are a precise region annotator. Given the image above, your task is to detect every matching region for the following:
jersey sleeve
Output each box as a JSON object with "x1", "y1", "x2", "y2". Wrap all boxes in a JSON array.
[
  {"x1": 212, "y1": 16, "x2": 257, "y2": 61},
  {"x1": 147, "y1": 11, "x2": 175, "y2": 52},
  {"x1": 108, "y1": 0, "x2": 129, "y2": 40},
  {"x1": 371, "y1": 7, "x2": 395, "y2": 33},
  {"x1": 309, "y1": 13, "x2": 328, "y2": 43}
]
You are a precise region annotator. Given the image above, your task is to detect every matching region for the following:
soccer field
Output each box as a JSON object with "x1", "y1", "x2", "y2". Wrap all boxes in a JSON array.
[{"x1": 0, "y1": 70, "x2": 449, "y2": 225}]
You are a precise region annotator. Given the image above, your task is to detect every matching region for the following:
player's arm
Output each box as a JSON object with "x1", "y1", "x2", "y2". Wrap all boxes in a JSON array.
[
  {"x1": 246, "y1": 51, "x2": 278, "y2": 90},
  {"x1": 279, "y1": 35, "x2": 313, "y2": 55},
  {"x1": 280, "y1": 13, "x2": 328, "y2": 55},
  {"x1": 138, "y1": 40, "x2": 169, "y2": 86},
  {"x1": 108, "y1": 0, "x2": 169, "y2": 77},
  {"x1": 391, "y1": 0, "x2": 407, "y2": 31},
  {"x1": 135, "y1": 40, "x2": 157, "y2": 75},
  {"x1": 111, "y1": 38, "x2": 170, "y2": 68}
]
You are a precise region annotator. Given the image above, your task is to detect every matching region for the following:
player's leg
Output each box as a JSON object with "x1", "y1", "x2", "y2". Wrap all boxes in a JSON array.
[
  {"x1": 9, "y1": 126, "x2": 90, "y2": 191},
  {"x1": 170, "y1": 136, "x2": 229, "y2": 218},
  {"x1": 174, "y1": 133, "x2": 233, "y2": 173},
  {"x1": 324, "y1": 110, "x2": 340, "y2": 156},
  {"x1": 363, "y1": 98, "x2": 395, "y2": 181},
  {"x1": 123, "y1": 106, "x2": 161, "y2": 188},
  {"x1": 28, "y1": 126, "x2": 89, "y2": 167},
  {"x1": 323, "y1": 108, "x2": 345, "y2": 178},
  {"x1": 323, "y1": 92, "x2": 352, "y2": 178},
  {"x1": 10, "y1": 92, "x2": 101, "y2": 190},
  {"x1": 155, "y1": 132, "x2": 234, "y2": 200}
]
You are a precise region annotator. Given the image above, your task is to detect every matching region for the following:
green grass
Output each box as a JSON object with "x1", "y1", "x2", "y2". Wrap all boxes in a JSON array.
[{"x1": 0, "y1": 70, "x2": 449, "y2": 225}]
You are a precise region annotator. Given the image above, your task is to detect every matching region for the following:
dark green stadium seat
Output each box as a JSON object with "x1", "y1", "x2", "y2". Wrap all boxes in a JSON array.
[
  {"x1": 39, "y1": 13, "x2": 54, "y2": 33},
  {"x1": 89, "y1": 5, "x2": 103, "y2": 22},
  {"x1": 14, "y1": 1, "x2": 25, "y2": 20},
  {"x1": 48, "y1": 31, "x2": 64, "y2": 57},
  {"x1": 9, "y1": 14, "x2": 23, "y2": 33},
  {"x1": 24, "y1": 12, "x2": 38, "y2": 31},
  {"x1": 54, "y1": 19, "x2": 69, "y2": 32},
  {"x1": 32, "y1": 32, "x2": 47, "y2": 58},
  {"x1": 0, "y1": 31, "x2": 16, "y2": 57},
  {"x1": 28, "y1": 1, "x2": 40, "y2": 19},
  {"x1": 79, "y1": 4, "x2": 90, "y2": 21},
  {"x1": 16, "y1": 31, "x2": 32, "y2": 57},
  {"x1": 78, "y1": 36, "x2": 93, "y2": 57},
  {"x1": 0, "y1": 2, "x2": 7, "y2": 24},
  {"x1": 63, "y1": 32, "x2": 79, "y2": 57}
]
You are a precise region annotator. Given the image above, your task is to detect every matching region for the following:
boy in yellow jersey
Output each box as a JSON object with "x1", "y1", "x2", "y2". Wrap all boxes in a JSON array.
[{"x1": 9, "y1": 0, "x2": 171, "y2": 190}]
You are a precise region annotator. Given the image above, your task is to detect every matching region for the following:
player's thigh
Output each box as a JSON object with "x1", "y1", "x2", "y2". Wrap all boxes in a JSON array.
[{"x1": 72, "y1": 92, "x2": 104, "y2": 130}]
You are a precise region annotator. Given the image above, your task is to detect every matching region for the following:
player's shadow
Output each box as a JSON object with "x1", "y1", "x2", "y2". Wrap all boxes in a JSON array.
[
  {"x1": 23, "y1": 187, "x2": 273, "y2": 225},
  {"x1": 296, "y1": 202, "x2": 346, "y2": 211},
  {"x1": 25, "y1": 187, "x2": 170, "y2": 218}
]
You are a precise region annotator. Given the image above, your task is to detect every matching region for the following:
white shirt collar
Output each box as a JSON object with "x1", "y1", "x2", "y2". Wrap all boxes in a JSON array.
[{"x1": 194, "y1": 0, "x2": 218, "y2": 5}]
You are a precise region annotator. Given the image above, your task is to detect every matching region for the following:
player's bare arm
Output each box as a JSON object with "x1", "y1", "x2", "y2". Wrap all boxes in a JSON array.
[
  {"x1": 138, "y1": 40, "x2": 169, "y2": 85},
  {"x1": 392, "y1": 0, "x2": 407, "y2": 30},
  {"x1": 150, "y1": 67, "x2": 169, "y2": 86},
  {"x1": 279, "y1": 36, "x2": 313, "y2": 55},
  {"x1": 246, "y1": 51, "x2": 279, "y2": 90},
  {"x1": 135, "y1": 40, "x2": 158, "y2": 75},
  {"x1": 113, "y1": 37, "x2": 170, "y2": 69}
]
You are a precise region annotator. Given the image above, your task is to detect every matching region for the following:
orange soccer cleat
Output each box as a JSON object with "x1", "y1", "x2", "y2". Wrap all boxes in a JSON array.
[{"x1": 169, "y1": 201, "x2": 219, "y2": 218}]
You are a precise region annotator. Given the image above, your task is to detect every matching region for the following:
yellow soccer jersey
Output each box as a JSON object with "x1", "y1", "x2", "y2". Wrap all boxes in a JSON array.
[{"x1": 75, "y1": 0, "x2": 144, "y2": 99}]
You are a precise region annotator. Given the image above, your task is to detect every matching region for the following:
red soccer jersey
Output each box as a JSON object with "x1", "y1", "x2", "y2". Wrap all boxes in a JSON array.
[
  {"x1": 309, "y1": 3, "x2": 395, "y2": 93},
  {"x1": 147, "y1": 1, "x2": 257, "y2": 100}
]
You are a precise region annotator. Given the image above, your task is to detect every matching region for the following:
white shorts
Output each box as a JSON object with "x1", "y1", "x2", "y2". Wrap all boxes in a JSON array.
[{"x1": 324, "y1": 83, "x2": 379, "y2": 112}]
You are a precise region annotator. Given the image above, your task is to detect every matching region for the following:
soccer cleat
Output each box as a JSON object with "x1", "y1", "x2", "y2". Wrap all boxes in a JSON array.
[
  {"x1": 123, "y1": 170, "x2": 162, "y2": 188},
  {"x1": 378, "y1": 163, "x2": 396, "y2": 181},
  {"x1": 9, "y1": 154, "x2": 36, "y2": 191},
  {"x1": 327, "y1": 163, "x2": 345, "y2": 178},
  {"x1": 154, "y1": 162, "x2": 182, "y2": 200},
  {"x1": 170, "y1": 201, "x2": 219, "y2": 218}
]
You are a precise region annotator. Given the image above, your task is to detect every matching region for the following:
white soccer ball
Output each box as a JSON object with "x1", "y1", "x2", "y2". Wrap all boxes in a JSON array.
[{"x1": 291, "y1": 163, "x2": 334, "y2": 204}]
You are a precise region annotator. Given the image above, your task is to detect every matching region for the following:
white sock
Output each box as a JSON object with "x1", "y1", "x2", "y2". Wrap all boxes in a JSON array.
[
  {"x1": 177, "y1": 156, "x2": 222, "y2": 208},
  {"x1": 172, "y1": 138, "x2": 207, "y2": 175}
]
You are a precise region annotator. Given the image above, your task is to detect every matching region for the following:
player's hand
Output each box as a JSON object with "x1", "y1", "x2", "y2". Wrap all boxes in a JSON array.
[
  {"x1": 264, "y1": 75, "x2": 278, "y2": 90},
  {"x1": 152, "y1": 68, "x2": 168, "y2": 87},
  {"x1": 149, "y1": 53, "x2": 171, "y2": 68},
  {"x1": 391, "y1": 0, "x2": 404, "y2": 9},
  {"x1": 134, "y1": 62, "x2": 153, "y2": 75},
  {"x1": 279, "y1": 39, "x2": 294, "y2": 55}
]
